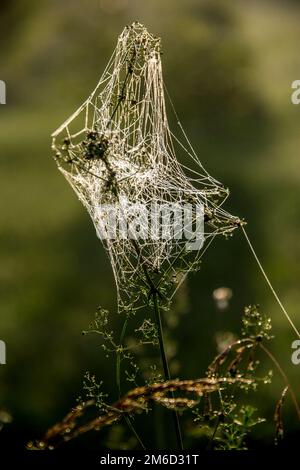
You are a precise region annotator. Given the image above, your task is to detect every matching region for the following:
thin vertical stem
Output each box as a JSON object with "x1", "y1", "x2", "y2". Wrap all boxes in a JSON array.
[
  {"x1": 259, "y1": 343, "x2": 300, "y2": 420},
  {"x1": 116, "y1": 316, "x2": 146, "y2": 449},
  {"x1": 152, "y1": 291, "x2": 184, "y2": 450},
  {"x1": 131, "y1": 239, "x2": 183, "y2": 449},
  {"x1": 116, "y1": 317, "x2": 128, "y2": 396}
]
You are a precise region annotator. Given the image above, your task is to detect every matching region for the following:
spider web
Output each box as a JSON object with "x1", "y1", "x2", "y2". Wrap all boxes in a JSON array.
[{"x1": 52, "y1": 22, "x2": 241, "y2": 313}]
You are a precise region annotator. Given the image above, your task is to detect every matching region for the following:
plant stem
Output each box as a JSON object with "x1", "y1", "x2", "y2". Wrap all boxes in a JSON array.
[
  {"x1": 131, "y1": 239, "x2": 183, "y2": 449},
  {"x1": 116, "y1": 316, "x2": 146, "y2": 449},
  {"x1": 116, "y1": 317, "x2": 128, "y2": 395},
  {"x1": 125, "y1": 416, "x2": 146, "y2": 450},
  {"x1": 259, "y1": 343, "x2": 300, "y2": 420},
  {"x1": 107, "y1": 49, "x2": 136, "y2": 128},
  {"x1": 154, "y1": 405, "x2": 165, "y2": 449},
  {"x1": 152, "y1": 291, "x2": 184, "y2": 450},
  {"x1": 206, "y1": 415, "x2": 220, "y2": 450}
]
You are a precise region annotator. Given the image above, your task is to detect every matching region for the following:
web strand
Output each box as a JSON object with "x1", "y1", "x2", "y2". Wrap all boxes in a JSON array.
[
  {"x1": 241, "y1": 226, "x2": 300, "y2": 338},
  {"x1": 52, "y1": 22, "x2": 240, "y2": 312}
]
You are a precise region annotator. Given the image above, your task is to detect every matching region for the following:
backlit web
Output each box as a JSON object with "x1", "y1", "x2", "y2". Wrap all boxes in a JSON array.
[{"x1": 52, "y1": 22, "x2": 240, "y2": 313}]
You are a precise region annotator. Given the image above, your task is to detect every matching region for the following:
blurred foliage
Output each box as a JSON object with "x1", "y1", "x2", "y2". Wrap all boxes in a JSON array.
[{"x1": 0, "y1": 0, "x2": 300, "y2": 449}]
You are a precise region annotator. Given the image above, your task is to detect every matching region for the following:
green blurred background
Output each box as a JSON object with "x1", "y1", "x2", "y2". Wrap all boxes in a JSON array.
[{"x1": 0, "y1": 0, "x2": 300, "y2": 449}]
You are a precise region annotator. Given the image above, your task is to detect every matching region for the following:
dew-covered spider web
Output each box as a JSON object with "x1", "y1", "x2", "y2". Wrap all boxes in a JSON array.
[{"x1": 51, "y1": 22, "x2": 242, "y2": 313}]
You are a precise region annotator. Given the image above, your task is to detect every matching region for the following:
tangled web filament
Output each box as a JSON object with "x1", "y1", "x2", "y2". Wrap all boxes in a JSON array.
[{"x1": 52, "y1": 22, "x2": 240, "y2": 312}]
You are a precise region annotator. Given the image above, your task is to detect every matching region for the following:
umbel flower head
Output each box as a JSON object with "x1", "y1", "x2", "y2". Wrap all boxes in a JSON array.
[{"x1": 52, "y1": 22, "x2": 241, "y2": 312}]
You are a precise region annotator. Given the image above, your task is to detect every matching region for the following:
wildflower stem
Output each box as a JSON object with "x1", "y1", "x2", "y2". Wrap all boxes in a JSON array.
[
  {"x1": 152, "y1": 290, "x2": 184, "y2": 450},
  {"x1": 107, "y1": 49, "x2": 136, "y2": 127},
  {"x1": 206, "y1": 415, "x2": 220, "y2": 450},
  {"x1": 116, "y1": 317, "x2": 128, "y2": 396},
  {"x1": 116, "y1": 316, "x2": 146, "y2": 449},
  {"x1": 131, "y1": 239, "x2": 183, "y2": 448},
  {"x1": 259, "y1": 343, "x2": 300, "y2": 420},
  {"x1": 125, "y1": 416, "x2": 146, "y2": 450}
]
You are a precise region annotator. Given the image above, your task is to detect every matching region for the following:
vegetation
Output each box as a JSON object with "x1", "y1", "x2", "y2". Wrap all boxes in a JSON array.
[
  {"x1": 0, "y1": 0, "x2": 300, "y2": 451},
  {"x1": 28, "y1": 305, "x2": 299, "y2": 449}
]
